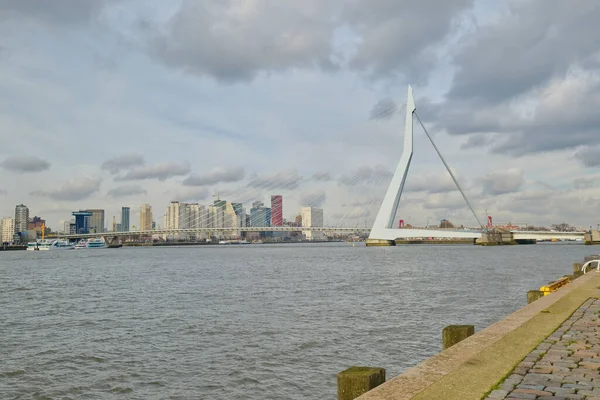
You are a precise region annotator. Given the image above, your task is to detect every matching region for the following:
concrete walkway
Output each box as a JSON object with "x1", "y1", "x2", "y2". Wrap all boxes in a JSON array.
[{"x1": 486, "y1": 298, "x2": 600, "y2": 400}]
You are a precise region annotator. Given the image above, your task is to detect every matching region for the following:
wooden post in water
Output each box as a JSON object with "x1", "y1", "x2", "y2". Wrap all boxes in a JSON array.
[
  {"x1": 573, "y1": 263, "x2": 583, "y2": 279},
  {"x1": 442, "y1": 325, "x2": 474, "y2": 350},
  {"x1": 527, "y1": 290, "x2": 544, "y2": 304},
  {"x1": 337, "y1": 366, "x2": 386, "y2": 400}
]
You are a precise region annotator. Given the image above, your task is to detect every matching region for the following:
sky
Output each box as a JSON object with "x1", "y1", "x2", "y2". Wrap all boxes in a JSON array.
[{"x1": 1, "y1": 0, "x2": 600, "y2": 230}]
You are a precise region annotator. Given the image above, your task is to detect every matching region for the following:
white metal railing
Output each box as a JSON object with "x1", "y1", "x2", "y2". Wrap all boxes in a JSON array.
[{"x1": 581, "y1": 259, "x2": 600, "y2": 274}]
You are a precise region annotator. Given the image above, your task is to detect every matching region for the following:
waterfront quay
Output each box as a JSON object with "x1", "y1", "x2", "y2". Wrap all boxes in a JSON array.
[{"x1": 341, "y1": 256, "x2": 600, "y2": 400}]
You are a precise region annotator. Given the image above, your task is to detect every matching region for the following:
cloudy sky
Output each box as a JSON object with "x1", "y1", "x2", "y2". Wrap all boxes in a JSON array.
[{"x1": 1, "y1": 0, "x2": 599, "y2": 230}]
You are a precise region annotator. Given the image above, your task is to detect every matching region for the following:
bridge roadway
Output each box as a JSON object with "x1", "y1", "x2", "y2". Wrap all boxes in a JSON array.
[
  {"x1": 52, "y1": 227, "x2": 586, "y2": 241},
  {"x1": 53, "y1": 226, "x2": 371, "y2": 239}
]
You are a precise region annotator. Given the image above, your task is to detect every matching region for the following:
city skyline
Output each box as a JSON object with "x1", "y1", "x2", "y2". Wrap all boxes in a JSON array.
[{"x1": 2, "y1": 1, "x2": 600, "y2": 230}]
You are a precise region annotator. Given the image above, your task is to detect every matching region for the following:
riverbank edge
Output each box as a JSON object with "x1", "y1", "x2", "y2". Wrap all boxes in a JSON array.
[{"x1": 357, "y1": 270, "x2": 600, "y2": 400}]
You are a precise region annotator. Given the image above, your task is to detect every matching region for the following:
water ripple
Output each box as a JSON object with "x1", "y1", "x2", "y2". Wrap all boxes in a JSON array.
[{"x1": 0, "y1": 242, "x2": 588, "y2": 399}]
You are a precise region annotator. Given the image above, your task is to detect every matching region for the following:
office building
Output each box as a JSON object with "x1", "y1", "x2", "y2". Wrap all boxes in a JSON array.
[
  {"x1": 72, "y1": 211, "x2": 93, "y2": 234},
  {"x1": 1, "y1": 217, "x2": 15, "y2": 243},
  {"x1": 14, "y1": 204, "x2": 29, "y2": 233},
  {"x1": 250, "y1": 201, "x2": 271, "y2": 237},
  {"x1": 121, "y1": 207, "x2": 130, "y2": 232},
  {"x1": 301, "y1": 207, "x2": 324, "y2": 240},
  {"x1": 271, "y1": 195, "x2": 283, "y2": 226},
  {"x1": 140, "y1": 204, "x2": 152, "y2": 231},
  {"x1": 87, "y1": 209, "x2": 105, "y2": 234}
]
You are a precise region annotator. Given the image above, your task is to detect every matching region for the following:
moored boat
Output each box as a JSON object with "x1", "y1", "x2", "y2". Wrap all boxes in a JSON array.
[
  {"x1": 27, "y1": 239, "x2": 74, "y2": 251},
  {"x1": 74, "y1": 238, "x2": 106, "y2": 249}
]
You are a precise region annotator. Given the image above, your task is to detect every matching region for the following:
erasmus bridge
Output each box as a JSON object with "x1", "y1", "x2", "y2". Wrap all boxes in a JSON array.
[{"x1": 56, "y1": 86, "x2": 585, "y2": 245}]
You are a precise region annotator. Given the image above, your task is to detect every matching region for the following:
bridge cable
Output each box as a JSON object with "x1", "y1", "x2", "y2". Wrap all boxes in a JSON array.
[{"x1": 414, "y1": 111, "x2": 485, "y2": 229}]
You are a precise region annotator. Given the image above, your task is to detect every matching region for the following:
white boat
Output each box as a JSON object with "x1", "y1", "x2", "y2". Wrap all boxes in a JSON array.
[
  {"x1": 27, "y1": 239, "x2": 74, "y2": 251},
  {"x1": 218, "y1": 240, "x2": 231, "y2": 245},
  {"x1": 74, "y1": 238, "x2": 106, "y2": 249}
]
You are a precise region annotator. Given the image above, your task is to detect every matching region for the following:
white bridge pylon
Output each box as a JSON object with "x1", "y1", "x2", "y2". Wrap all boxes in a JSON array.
[{"x1": 368, "y1": 85, "x2": 482, "y2": 241}]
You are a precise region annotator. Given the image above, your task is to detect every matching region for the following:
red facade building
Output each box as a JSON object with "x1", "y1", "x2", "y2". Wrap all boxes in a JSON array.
[{"x1": 271, "y1": 195, "x2": 283, "y2": 226}]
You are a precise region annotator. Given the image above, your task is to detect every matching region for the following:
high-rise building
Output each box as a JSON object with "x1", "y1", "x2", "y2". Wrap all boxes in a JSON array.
[
  {"x1": 72, "y1": 211, "x2": 93, "y2": 234},
  {"x1": 301, "y1": 207, "x2": 324, "y2": 241},
  {"x1": 164, "y1": 201, "x2": 181, "y2": 229},
  {"x1": 63, "y1": 221, "x2": 71, "y2": 234},
  {"x1": 27, "y1": 216, "x2": 45, "y2": 230},
  {"x1": 139, "y1": 204, "x2": 152, "y2": 231},
  {"x1": 232, "y1": 203, "x2": 246, "y2": 228},
  {"x1": 1, "y1": 217, "x2": 15, "y2": 243},
  {"x1": 14, "y1": 204, "x2": 29, "y2": 233},
  {"x1": 250, "y1": 202, "x2": 271, "y2": 237},
  {"x1": 86, "y1": 209, "x2": 105, "y2": 233},
  {"x1": 121, "y1": 207, "x2": 130, "y2": 232},
  {"x1": 271, "y1": 195, "x2": 283, "y2": 226}
]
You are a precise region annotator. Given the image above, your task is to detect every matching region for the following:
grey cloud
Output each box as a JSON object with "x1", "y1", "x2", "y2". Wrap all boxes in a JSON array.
[
  {"x1": 247, "y1": 171, "x2": 303, "y2": 190},
  {"x1": 0, "y1": 0, "x2": 118, "y2": 24},
  {"x1": 573, "y1": 177, "x2": 597, "y2": 190},
  {"x1": 151, "y1": 0, "x2": 471, "y2": 82},
  {"x1": 0, "y1": 155, "x2": 50, "y2": 173},
  {"x1": 300, "y1": 190, "x2": 327, "y2": 208},
  {"x1": 339, "y1": 166, "x2": 393, "y2": 186},
  {"x1": 425, "y1": 77, "x2": 600, "y2": 156},
  {"x1": 423, "y1": 0, "x2": 600, "y2": 156},
  {"x1": 345, "y1": 0, "x2": 473, "y2": 80},
  {"x1": 460, "y1": 134, "x2": 494, "y2": 150},
  {"x1": 575, "y1": 146, "x2": 600, "y2": 167},
  {"x1": 153, "y1": 0, "x2": 336, "y2": 82},
  {"x1": 480, "y1": 169, "x2": 524, "y2": 196},
  {"x1": 107, "y1": 185, "x2": 148, "y2": 198},
  {"x1": 101, "y1": 154, "x2": 145, "y2": 174},
  {"x1": 311, "y1": 172, "x2": 333, "y2": 182},
  {"x1": 449, "y1": 1, "x2": 600, "y2": 104},
  {"x1": 30, "y1": 177, "x2": 101, "y2": 201},
  {"x1": 0, "y1": 188, "x2": 6, "y2": 195},
  {"x1": 116, "y1": 162, "x2": 191, "y2": 182},
  {"x1": 183, "y1": 166, "x2": 245, "y2": 187},
  {"x1": 370, "y1": 98, "x2": 398, "y2": 120},
  {"x1": 407, "y1": 172, "x2": 458, "y2": 194}
]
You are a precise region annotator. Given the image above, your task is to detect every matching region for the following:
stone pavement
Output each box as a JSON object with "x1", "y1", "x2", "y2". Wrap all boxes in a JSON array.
[{"x1": 485, "y1": 298, "x2": 600, "y2": 400}]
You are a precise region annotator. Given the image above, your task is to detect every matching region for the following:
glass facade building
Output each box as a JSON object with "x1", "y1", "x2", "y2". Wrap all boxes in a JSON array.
[{"x1": 121, "y1": 207, "x2": 130, "y2": 232}]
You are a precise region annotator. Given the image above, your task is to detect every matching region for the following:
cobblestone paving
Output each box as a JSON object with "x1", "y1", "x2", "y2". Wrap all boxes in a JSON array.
[{"x1": 484, "y1": 298, "x2": 600, "y2": 400}]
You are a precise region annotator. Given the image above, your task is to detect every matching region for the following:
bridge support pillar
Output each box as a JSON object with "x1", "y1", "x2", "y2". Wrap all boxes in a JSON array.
[
  {"x1": 476, "y1": 228, "x2": 516, "y2": 246},
  {"x1": 365, "y1": 239, "x2": 396, "y2": 247}
]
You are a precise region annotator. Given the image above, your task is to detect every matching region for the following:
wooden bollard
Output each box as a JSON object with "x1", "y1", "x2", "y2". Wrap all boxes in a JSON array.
[
  {"x1": 337, "y1": 366, "x2": 386, "y2": 400},
  {"x1": 528, "y1": 290, "x2": 544, "y2": 304},
  {"x1": 442, "y1": 325, "x2": 474, "y2": 350}
]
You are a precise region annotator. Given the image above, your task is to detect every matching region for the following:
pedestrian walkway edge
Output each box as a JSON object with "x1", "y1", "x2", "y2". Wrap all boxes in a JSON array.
[{"x1": 357, "y1": 272, "x2": 600, "y2": 400}]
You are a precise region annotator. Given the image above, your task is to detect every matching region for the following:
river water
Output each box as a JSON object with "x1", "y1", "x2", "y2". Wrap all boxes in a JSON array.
[{"x1": 0, "y1": 242, "x2": 592, "y2": 399}]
